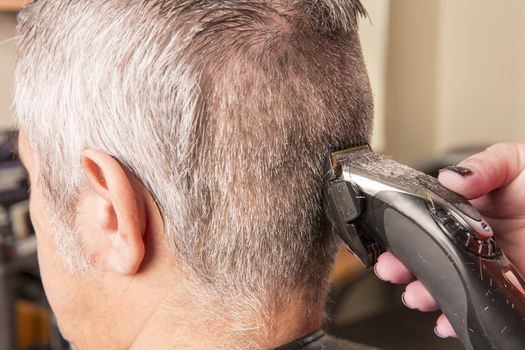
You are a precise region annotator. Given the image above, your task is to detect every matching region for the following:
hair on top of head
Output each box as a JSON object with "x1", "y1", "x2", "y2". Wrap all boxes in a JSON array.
[
  {"x1": 304, "y1": 0, "x2": 368, "y2": 31},
  {"x1": 146, "y1": 0, "x2": 368, "y2": 33},
  {"x1": 15, "y1": 0, "x2": 373, "y2": 340}
]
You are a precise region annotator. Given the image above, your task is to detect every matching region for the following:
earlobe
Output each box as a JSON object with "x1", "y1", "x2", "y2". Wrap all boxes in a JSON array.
[{"x1": 81, "y1": 149, "x2": 146, "y2": 275}]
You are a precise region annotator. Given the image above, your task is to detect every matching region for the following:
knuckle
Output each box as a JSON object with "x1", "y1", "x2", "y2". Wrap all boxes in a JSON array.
[{"x1": 486, "y1": 142, "x2": 516, "y2": 156}]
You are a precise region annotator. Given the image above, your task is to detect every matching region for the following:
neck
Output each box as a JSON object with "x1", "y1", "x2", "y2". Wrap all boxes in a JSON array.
[
  {"x1": 128, "y1": 290, "x2": 323, "y2": 350},
  {"x1": 265, "y1": 299, "x2": 323, "y2": 349}
]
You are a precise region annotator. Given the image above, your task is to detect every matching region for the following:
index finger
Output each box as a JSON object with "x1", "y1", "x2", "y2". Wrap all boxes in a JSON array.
[{"x1": 438, "y1": 143, "x2": 525, "y2": 200}]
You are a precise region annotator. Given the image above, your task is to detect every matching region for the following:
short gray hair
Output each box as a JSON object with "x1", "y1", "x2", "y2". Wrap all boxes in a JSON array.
[{"x1": 15, "y1": 0, "x2": 373, "y2": 334}]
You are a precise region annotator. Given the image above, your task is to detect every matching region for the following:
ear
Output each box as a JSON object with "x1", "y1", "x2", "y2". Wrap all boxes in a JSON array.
[{"x1": 80, "y1": 149, "x2": 146, "y2": 275}]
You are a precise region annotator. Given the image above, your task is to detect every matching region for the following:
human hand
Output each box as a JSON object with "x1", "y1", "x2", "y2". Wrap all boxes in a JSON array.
[{"x1": 374, "y1": 143, "x2": 525, "y2": 338}]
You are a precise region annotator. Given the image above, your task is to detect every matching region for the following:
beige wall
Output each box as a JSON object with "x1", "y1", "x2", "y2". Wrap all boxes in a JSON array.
[
  {"x1": 385, "y1": 0, "x2": 525, "y2": 162},
  {"x1": 384, "y1": 0, "x2": 441, "y2": 162},
  {"x1": 437, "y1": 0, "x2": 525, "y2": 153},
  {"x1": 359, "y1": 0, "x2": 390, "y2": 151},
  {"x1": 0, "y1": 13, "x2": 16, "y2": 130}
]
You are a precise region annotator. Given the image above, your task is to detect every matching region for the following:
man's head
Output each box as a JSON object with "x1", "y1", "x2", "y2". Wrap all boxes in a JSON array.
[{"x1": 15, "y1": 0, "x2": 373, "y2": 348}]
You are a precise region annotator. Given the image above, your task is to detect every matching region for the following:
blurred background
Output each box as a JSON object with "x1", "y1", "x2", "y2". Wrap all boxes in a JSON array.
[{"x1": 0, "y1": 0, "x2": 524, "y2": 349}]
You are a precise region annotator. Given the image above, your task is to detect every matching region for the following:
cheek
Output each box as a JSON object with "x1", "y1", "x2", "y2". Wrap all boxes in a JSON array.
[
  {"x1": 29, "y1": 188, "x2": 81, "y2": 336},
  {"x1": 29, "y1": 191, "x2": 62, "y2": 299},
  {"x1": 29, "y1": 189, "x2": 54, "y2": 272}
]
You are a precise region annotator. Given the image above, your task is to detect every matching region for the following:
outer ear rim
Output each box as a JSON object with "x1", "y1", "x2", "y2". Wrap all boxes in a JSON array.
[{"x1": 80, "y1": 149, "x2": 146, "y2": 275}]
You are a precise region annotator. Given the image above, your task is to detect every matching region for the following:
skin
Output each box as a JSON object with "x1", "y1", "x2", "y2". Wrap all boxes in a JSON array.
[
  {"x1": 374, "y1": 143, "x2": 525, "y2": 338},
  {"x1": 17, "y1": 129, "x2": 319, "y2": 349}
]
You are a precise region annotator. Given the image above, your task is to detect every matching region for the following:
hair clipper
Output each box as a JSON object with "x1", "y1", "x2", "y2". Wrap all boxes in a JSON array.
[{"x1": 322, "y1": 145, "x2": 525, "y2": 350}]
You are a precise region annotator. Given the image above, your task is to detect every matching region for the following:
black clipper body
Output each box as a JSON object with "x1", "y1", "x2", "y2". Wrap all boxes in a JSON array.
[{"x1": 322, "y1": 145, "x2": 525, "y2": 350}]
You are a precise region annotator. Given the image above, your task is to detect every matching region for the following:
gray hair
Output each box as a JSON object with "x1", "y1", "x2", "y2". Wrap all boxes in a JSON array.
[{"x1": 15, "y1": 0, "x2": 373, "y2": 336}]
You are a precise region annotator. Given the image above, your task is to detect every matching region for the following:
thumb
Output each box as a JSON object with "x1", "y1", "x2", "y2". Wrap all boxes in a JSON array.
[{"x1": 438, "y1": 143, "x2": 525, "y2": 200}]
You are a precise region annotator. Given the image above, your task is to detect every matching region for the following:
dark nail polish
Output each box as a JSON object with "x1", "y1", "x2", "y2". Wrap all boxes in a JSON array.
[
  {"x1": 434, "y1": 326, "x2": 447, "y2": 339},
  {"x1": 440, "y1": 166, "x2": 473, "y2": 176}
]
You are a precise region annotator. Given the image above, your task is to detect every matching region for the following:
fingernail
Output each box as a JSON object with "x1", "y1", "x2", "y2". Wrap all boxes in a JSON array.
[
  {"x1": 439, "y1": 166, "x2": 473, "y2": 176},
  {"x1": 434, "y1": 326, "x2": 448, "y2": 339},
  {"x1": 374, "y1": 264, "x2": 385, "y2": 281},
  {"x1": 401, "y1": 292, "x2": 412, "y2": 309}
]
